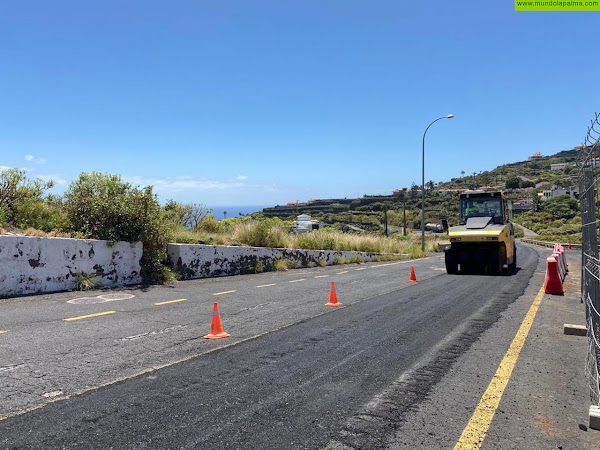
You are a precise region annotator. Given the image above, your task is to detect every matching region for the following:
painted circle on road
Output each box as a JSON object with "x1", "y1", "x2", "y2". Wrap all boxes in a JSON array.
[
  {"x1": 67, "y1": 293, "x2": 135, "y2": 305},
  {"x1": 67, "y1": 297, "x2": 103, "y2": 305},
  {"x1": 97, "y1": 293, "x2": 135, "y2": 301}
]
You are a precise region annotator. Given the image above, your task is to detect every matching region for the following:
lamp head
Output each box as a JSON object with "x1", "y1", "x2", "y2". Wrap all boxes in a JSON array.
[{"x1": 446, "y1": 114, "x2": 455, "y2": 119}]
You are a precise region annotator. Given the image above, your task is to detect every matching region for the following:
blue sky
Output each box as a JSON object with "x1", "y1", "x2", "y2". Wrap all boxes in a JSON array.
[{"x1": 1, "y1": 1, "x2": 598, "y2": 208}]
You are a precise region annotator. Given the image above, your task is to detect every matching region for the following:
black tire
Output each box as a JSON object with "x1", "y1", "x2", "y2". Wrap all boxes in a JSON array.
[
  {"x1": 445, "y1": 251, "x2": 458, "y2": 274},
  {"x1": 488, "y1": 250, "x2": 503, "y2": 275},
  {"x1": 508, "y1": 245, "x2": 517, "y2": 270}
]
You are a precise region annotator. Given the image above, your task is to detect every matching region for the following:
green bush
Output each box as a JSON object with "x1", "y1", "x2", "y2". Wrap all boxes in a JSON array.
[
  {"x1": 64, "y1": 173, "x2": 171, "y2": 284},
  {"x1": 0, "y1": 168, "x2": 54, "y2": 225},
  {"x1": 273, "y1": 259, "x2": 289, "y2": 271},
  {"x1": 333, "y1": 256, "x2": 347, "y2": 265},
  {"x1": 14, "y1": 199, "x2": 69, "y2": 232}
]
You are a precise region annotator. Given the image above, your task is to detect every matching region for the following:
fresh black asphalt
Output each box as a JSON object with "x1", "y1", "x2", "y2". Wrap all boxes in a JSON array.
[{"x1": 0, "y1": 245, "x2": 538, "y2": 449}]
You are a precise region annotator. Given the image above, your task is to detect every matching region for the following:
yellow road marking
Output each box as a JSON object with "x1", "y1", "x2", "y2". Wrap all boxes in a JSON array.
[
  {"x1": 355, "y1": 268, "x2": 367, "y2": 271},
  {"x1": 315, "y1": 275, "x2": 328, "y2": 279},
  {"x1": 454, "y1": 284, "x2": 546, "y2": 449},
  {"x1": 154, "y1": 298, "x2": 187, "y2": 306},
  {"x1": 289, "y1": 279, "x2": 306, "y2": 283},
  {"x1": 213, "y1": 290, "x2": 236, "y2": 296},
  {"x1": 63, "y1": 311, "x2": 116, "y2": 322},
  {"x1": 336, "y1": 271, "x2": 349, "y2": 274},
  {"x1": 256, "y1": 283, "x2": 276, "y2": 288},
  {"x1": 0, "y1": 330, "x2": 6, "y2": 334}
]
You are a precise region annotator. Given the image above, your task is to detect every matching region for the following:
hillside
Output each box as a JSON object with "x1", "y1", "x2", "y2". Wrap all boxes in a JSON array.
[{"x1": 260, "y1": 147, "x2": 584, "y2": 239}]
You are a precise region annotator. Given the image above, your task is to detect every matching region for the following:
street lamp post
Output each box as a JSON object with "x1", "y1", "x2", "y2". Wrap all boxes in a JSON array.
[{"x1": 421, "y1": 114, "x2": 454, "y2": 252}]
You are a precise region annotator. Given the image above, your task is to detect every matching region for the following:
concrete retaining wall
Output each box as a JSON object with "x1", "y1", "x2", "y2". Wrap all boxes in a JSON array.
[
  {"x1": 168, "y1": 244, "x2": 381, "y2": 279},
  {"x1": 0, "y1": 235, "x2": 142, "y2": 298}
]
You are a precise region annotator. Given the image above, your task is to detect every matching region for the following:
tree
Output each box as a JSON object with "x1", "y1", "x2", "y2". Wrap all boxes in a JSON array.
[
  {"x1": 505, "y1": 176, "x2": 521, "y2": 189},
  {"x1": 543, "y1": 194, "x2": 578, "y2": 220},
  {"x1": 163, "y1": 200, "x2": 211, "y2": 230},
  {"x1": 0, "y1": 168, "x2": 54, "y2": 223}
]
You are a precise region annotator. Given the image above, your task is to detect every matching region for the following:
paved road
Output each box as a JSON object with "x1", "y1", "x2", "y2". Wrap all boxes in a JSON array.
[{"x1": 0, "y1": 245, "x2": 541, "y2": 448}]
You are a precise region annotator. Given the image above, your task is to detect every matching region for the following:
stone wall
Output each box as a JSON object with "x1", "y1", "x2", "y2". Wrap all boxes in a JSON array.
[
  {"x1": 168, "y1": 243, "x2": 380, "y2": 280},
  {"x1": 0, "y1": 235, "x2": 142, "y2": 298}
]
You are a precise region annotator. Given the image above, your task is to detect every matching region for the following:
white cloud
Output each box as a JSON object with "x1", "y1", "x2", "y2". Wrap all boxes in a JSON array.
[
  {"x1": 38, "y1": 174, "x2": 67, "y2": 185},
  {"x1": 237, "y1": 175, "x2": 248, "y2": 180},
  {"x1": 124, "y1": 175, "x2": 247, "y2": 193},
  {"x1": 24, "y1": 154, "x2": 46, "y2": 164}
]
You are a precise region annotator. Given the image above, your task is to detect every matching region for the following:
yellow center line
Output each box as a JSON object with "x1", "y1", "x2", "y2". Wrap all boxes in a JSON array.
[
  {"x1": 314, "y1": 275, "x2": 328, "y2": 279},
  {"x1": 63, "y1": 311, "x2": 116, "y2": 322},
  {"x1": 256, "y1": 283, "x2": 276, "y2": 288},
  {"x1": 213, "y1": 290, "x2": 236, "y2": 296},
  {"x1": 154, "y1": 298, "x2": 187, "y2": 306},
  {"x1": 0, "y1": 330, "x2": 6, "y2": 334},
  {"x1": 336, "y1": 271, "x2": 349, "y2": 274},
  {"x1": 289, "y1": 278, "x2": 306, "y2": 283},
  {"x1": 454, "y1": 284, "x2": 546, "y2": 449},
  {"x1": 355, "y1": 267, "x2": 367, "y2": 271}
]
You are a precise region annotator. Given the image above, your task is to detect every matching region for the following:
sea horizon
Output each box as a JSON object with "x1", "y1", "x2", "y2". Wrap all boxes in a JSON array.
[{"x1": 208, "y1": 205, "x2": 268, "y2": 220}]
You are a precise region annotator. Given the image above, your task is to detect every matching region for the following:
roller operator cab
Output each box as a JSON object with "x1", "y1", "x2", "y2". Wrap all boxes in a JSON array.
[{"x1": 444, "y1": 190, "x2": 516, "y2": 274}]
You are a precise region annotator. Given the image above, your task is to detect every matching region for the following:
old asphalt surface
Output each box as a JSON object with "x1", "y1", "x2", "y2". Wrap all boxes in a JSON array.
[{"x1": 0, "y1": 243, "x2": 597, "y2": 449}]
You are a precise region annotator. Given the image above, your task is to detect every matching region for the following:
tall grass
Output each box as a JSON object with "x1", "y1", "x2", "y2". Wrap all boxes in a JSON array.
[{"x1": 169, "y1": 220, "x2": 444, "y2": 257}]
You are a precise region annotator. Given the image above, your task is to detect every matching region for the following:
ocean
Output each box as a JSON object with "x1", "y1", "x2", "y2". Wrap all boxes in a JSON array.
[{"x1": 208, "y1": 205, "x2": 268, "y2": 220}]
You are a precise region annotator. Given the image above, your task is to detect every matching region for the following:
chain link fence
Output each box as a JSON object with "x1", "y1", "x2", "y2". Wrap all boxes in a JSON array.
[{"x1": 579, "y1": 112, "x2": 600, "y2": 405}]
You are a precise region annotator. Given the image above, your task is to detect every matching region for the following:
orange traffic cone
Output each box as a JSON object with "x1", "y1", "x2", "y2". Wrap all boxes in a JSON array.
[
  {"x1": 326, "y1": 281, "x2": 342, "y2": 306},
  {"x1": 568, "y1": 242, "x2": 572, "y2": 250},
  {"x1": 408, "y1": 266, "x2": 418, "y2": 283},
  {"x1": 203, "y1": 302, "x2": 230, "y2": 339}
]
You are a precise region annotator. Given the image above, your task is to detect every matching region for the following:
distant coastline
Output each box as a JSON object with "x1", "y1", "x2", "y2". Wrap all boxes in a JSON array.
[{"x1": 208, "y1": 205, "x2": 267, "y2": 220}]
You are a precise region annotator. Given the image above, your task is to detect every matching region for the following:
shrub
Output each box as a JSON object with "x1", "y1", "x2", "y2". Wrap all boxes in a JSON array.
[
  {"x1": 14, "y1": 199, "x2": 69, "y2": 232},
  {"x1": 350, "y1": 255, "x2": 362, "y2": 264},
  {"x1": 317, "y1": 258, "x2": 327, "y2": 267},
  {"x1": 64, "y1": 173, "x2": 171, "y2": 284},
  {"x1": 0, "y1": 168, "x2": 54, "y2": 225},
  {"x1": 75, "y1": 272, "x2": 99, "y2": 291},
  {"x1": 333, "y1": 256, "x2": 347, "y2": 265},
  {"x1": 273, "y1": 259, "x2": 289, "y2": 271}
]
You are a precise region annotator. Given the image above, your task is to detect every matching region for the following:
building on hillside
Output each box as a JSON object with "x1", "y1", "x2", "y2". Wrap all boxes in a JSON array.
[
  {"x1": 550, "y1": 163, "x2": 570, "y2": 170},
  {"x1": 436, "y1": 189, "x2": 458, "y2": 195},
  {"x1": 585, "y1": 157, "x2": 600, "y2": 166},
  {"x1": 528, "y1": 152, "x2": 544, "y2": 161},
  {"x1": 517, "y1": 197, "x2": 533, "y2": 207},
  {"x1": 539, "y1": 187, "x2": 579, "y2": 200}
]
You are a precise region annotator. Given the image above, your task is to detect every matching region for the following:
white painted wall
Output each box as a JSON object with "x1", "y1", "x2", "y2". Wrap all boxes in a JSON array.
[
  {"x1": 0, "y1": 235, "x2": 142, "y2": 298},
  {"x1": 168, "y1": 243, "x2": 380, "y2": 279}
]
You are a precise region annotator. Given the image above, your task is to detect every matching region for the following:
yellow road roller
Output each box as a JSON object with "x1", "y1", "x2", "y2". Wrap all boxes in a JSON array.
[{"x1": 445, "y1": 190, "x2": 516, "y2": 274}]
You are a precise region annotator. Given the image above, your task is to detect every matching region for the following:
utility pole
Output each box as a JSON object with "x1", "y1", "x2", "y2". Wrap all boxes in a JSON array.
[
  {"x1": 384, "y1": 208, "x2": 388, "y2": 237},
  {"x1": 402, "y1": 187, "x2": 408, "y2": 236}
]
